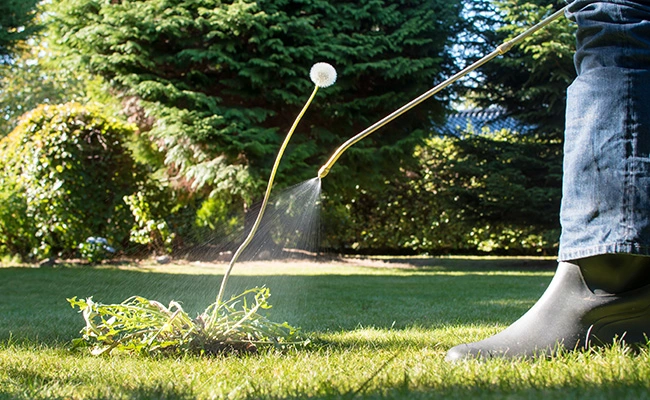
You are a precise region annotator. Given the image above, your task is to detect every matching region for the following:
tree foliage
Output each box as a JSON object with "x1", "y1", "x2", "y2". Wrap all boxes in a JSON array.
[
  {"x1": 0, "y1": 0, "x2": 41, "y2": 60},
  {"x1": 0, "y1": 0, "x2": 574, "y2": 257},
  {"x1": 0, "y1": 1, "x2": 51, "y2": 138},
  {"x1": 49, "y1": 0, "x2": 465, "y2": 202},
  {"x1": 0, "y1": 39, "x2": 101, "y2": 138},
  {"x1": 464, "y1": 0, "x2": 576, "y2": 137},
  {"x1": 0, "y1": 102, "x2": 142, "y2": 258},
  {"x1": 325, "y1": 127, "x2": 562, "y2": 255}
]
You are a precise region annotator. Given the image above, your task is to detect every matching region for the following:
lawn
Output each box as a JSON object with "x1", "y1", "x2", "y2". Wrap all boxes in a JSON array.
[{"x1": 1, "y1": 256, "x2": 650, "y2": 399}]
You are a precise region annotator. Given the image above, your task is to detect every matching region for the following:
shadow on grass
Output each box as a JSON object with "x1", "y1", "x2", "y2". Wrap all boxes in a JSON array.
[
  {"x1": 348, "y1": 256, "x2": 557, "y2": 272},
  {"x1": 272, "y1": 383, "x2": 650, "y2": 400},
  {"x1": 0, "y1": 365, "x2": 197, "y2": 400},
  {"x1": 4, "y1": 361, "x2": 646, "y2": 400},
  {"x1": 112, "y1": 383, "x2": 650, "y2": 400}
]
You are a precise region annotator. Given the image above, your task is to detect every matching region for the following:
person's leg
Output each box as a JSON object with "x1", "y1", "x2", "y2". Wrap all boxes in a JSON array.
[{"x1": 446, "y1": 0, "x2": 650, "y2": 361}]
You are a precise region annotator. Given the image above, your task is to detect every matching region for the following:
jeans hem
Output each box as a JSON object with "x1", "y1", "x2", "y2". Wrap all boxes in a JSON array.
[{"x1": 558, "y1": 243, "x2": 650, "y2": 262}]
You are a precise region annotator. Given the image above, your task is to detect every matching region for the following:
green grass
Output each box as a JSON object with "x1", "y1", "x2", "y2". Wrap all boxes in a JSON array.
[{"x1": 1, "y1": 257, "x2": 650, "y2": 399}]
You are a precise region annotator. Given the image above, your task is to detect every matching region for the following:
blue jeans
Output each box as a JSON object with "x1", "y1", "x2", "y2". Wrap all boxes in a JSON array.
[{"x1": 559, "y1": 0, "x2": 650, "y2": 261}]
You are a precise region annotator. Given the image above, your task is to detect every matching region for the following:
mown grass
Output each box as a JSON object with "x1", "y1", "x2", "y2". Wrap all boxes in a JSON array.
[{"x1": 1, "y1": 257, "x2": 650, "y2": 399}]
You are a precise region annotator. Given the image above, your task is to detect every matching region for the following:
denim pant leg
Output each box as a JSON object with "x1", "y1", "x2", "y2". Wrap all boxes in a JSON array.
[{"x1": 559, "y1": 1, "x2": 650, "y2": 261}]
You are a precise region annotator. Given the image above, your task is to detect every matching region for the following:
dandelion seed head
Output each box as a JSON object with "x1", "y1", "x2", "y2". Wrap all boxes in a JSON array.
[{"x1": 310, "y1": 62, "x2": 337, "y2": 88}]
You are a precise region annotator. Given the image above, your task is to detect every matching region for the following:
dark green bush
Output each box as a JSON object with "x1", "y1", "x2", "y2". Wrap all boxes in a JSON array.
[
  {"x1": 0, "y1": 102, "x2": 142, "y2": 258},
  {"x1": 322, "y1": 128, "x2": 563, "y2": 255}
]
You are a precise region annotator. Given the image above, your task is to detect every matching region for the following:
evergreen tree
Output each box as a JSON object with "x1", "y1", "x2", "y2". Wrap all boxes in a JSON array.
[
  {"x1": 0, "y1": 40, "x2": 99, "y2": 137},
  {"x1": 0, "y1": 0, "x2": 41, "y2": 61},
  {"x1": 49, "y1": 0, "x2": 465, "y2": 203},
  {"x1": 463, "y1": 0, "x2": 575, "y2": 137}
]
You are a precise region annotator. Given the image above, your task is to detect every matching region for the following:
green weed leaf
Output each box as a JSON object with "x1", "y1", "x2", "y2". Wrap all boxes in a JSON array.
[{"x1": 68, "y1": 286, "x2": 307, "y2": 356}]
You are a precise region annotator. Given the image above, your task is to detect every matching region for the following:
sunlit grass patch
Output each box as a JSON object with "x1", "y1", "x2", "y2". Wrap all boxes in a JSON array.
[{"x1": 1, "y1": 258, "x2": 649, "y2": 399}]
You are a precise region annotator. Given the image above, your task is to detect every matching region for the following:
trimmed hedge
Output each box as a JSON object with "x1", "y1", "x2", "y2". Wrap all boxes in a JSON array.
[{"x1": 0, "y1": 102, "x2": 141, "y2": 259}]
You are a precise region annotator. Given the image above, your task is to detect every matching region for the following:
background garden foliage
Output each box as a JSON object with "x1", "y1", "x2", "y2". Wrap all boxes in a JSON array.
[
  {"x1": 466, "y1": 0, "x2": 576, "y2": 139},
  {"x1": 0, "y1": 103, "x2": 142, "y2": 258},
  {"x1": 328, "y1": 128, "x2": 563, "y2": 254},
  {"x1": 0, "y1": 0, "x2": 41, "y2": 60},
  {"x1": 0, "y1": 0, "x2": 574, "y2": 259}
]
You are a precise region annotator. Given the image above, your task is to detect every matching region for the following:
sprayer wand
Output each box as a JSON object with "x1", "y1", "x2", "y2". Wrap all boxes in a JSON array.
[{"x1": 317, "y1": 5, "x2": 568, "y2": 179}]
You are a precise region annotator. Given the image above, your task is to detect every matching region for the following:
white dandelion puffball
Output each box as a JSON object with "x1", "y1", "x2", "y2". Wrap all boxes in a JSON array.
[{"x1": 310, "y1": 62, "x2": 337, "y2": 88}]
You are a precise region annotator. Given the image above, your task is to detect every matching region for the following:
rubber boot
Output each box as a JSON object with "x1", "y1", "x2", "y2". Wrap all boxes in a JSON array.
[{"x1": 445, "y1": 256, "x2": 650, "y2": 361}]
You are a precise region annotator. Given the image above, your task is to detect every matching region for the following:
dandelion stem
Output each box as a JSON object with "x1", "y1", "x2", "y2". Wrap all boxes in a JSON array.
[{"x1": 216, "y1": 85, "x2": 320, "y2": 304}]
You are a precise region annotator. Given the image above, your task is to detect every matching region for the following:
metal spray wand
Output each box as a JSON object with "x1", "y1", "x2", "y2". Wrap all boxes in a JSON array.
[{"x1": 317, "y1": 5, "x2": 568, "y2": 179}]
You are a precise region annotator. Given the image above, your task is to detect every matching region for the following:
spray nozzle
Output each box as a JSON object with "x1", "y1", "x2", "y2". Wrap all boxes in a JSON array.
[{"x1": 318, "y1": 165, "x2": 330, "y2": 179}]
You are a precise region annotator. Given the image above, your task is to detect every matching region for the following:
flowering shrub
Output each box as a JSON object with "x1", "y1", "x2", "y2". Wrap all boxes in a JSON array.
[{"x1": 78, "y1": 237, "x2": 116, "y2": 264}]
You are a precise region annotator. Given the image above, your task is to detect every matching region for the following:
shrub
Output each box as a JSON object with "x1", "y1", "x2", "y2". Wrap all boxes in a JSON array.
[
  {"x1": 0, "y1": 176, "x2": 36, "y2": 257},
  {"x1": 78, "y1": 236, "x2": 116, "y2": 264},
  {"x1": 324, "y1": 128, "x2": 562, "y2": 255},
  {"x1": 123, "y1": 191, "x2": 175, "y2": 255},
  {"x1": 0, "y1": 102, "x2": 142, "y2": 258}
]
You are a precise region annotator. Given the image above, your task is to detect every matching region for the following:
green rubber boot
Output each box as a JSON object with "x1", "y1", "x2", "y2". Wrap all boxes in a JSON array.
[{"x1": 445, "y1": 257, "x2": 650, "y2": 361}]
